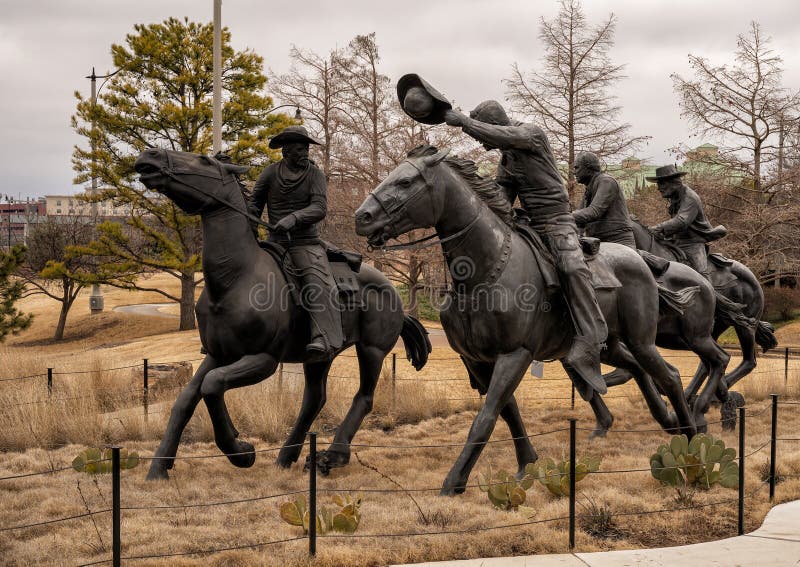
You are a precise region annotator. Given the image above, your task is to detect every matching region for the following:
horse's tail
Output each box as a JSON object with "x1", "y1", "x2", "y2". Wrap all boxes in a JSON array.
[
  {"x1": 755, "y1": 320, "x2": 778, "y2": 353},
  {"x1": 715, "y1": 291, "x2": 758, "y2": 331},
  {"x1": 400, "y1": 315, "x2": 432, "y2": 370},
  {"x1": 657, "y1": 285, "x2": 701, "y2": 316}
]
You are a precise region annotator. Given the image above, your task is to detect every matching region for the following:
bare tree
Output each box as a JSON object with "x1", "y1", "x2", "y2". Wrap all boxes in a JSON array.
[
  {"x1": 672, "y1": 21, "x2": 800, "y2": 195},
  {"x1": 269, "y1": 46, "x2": 346, "y2": 181},
  {"x1": 505, "y1": 0, "x2": 648, "y2": 201}
]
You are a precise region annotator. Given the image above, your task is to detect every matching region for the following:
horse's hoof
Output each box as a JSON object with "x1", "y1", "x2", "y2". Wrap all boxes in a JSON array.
[
  {"x1": 227, "y1": 440, "x2": 256, "y2": 468},
  {"x1": 303, "y1": 450, "x2": 350, "y2": 475},
  {"x1": 146, "y1": 465, "x2": 170, "y2": 481},
  {"x1": 589, "y1": 428, "x2": 609, "y2": 440},
  {"x1": 439, "y1": 482, "x2": 466, "y2": 497}
]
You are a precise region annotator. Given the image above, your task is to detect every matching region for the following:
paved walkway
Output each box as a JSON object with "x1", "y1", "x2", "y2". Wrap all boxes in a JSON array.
[{"x1": 397, "y1": 500, "x2": 800, "y2": 566}]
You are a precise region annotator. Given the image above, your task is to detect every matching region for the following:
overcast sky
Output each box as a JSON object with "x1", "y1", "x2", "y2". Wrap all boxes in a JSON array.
[{"x1": 1, "y1": 0, "x2": 798, "y2": 199}]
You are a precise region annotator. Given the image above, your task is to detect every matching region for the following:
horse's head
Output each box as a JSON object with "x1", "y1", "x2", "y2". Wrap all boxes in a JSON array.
[
  {"x1": 134, "y1": 148, "x2": 249, "y2": 215},
  {"x1": 354, "y1": 148, "x2": 449, "y2": 247}
]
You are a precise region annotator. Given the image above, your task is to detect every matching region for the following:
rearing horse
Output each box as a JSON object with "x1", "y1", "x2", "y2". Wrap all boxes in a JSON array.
[
  {"x1": 134, "y1": 148, "x2": 431, "y2": 480},
  {"x1": 630, "y1": 217, "x2": 777, "y2": 401},
  {"x1": 355, "y1": 147, "x2": 697, "y2": 495}
]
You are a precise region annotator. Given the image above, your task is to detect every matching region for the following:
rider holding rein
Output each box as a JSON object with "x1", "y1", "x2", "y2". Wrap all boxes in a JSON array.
[
  {"x1": 572, "y1": 151, "x2": 636, "y2": 249},
  {"x1": 247, "y1": 125, "x2": 343, "y2": 359},
  {"x1": 646, "y1": 165, "x2": 725, "y2": 280},
  {"x1": 443, "y1": 102, "x2": 608, "y2": 391}
]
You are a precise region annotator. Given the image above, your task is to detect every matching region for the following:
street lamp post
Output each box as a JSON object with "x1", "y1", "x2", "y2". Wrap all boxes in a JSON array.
[{"x1": 86, "y1": 67, "x2": 118, "y2": 314}]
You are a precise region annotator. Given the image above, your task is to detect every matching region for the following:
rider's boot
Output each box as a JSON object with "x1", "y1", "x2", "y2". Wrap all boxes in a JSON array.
[{"x1": 563, "y1": 335, "x2": 607, "y2": 395}]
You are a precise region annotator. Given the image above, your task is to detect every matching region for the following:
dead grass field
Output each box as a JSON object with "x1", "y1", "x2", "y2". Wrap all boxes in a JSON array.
[{"x1": 1, "y1": 281, "x2": 800, "y2": 566}]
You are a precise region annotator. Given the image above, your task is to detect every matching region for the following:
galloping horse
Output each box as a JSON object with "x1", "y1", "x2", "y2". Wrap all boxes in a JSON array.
[
  {"x1": 134, "y1": 148, "x2": 430, "y2": 480},
  {"x1": 355, "y1": 146, "x2": 697, "y2": 495},
  {"x1": 629, "y1": 217, "x2": 777, "y2": 401}
]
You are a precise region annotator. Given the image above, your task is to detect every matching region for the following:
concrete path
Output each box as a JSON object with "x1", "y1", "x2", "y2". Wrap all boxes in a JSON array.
[
  {"x1": 397, "y1": 500, "x2": 800, "y2": 566},
  {"x1": 113, "y1": 302, "x2": 179, "y2": 319}
]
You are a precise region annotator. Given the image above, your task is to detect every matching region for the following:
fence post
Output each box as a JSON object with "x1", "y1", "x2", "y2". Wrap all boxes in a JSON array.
[
  {"x1": 738, "y1": 406, "x2": 746, "y2": 536},
  {"x1": 278, "y1": 363, "x2": 284, "y2": 388},
  {"x1": 47, "y1": 368, "x2": 53, "y2": 397},
  {"x1": 785, "y1": 347, "x2": 790, "y2": 389},
  {"x1": 142, "y1": 359, "x2": 149, "y2": 422},
  {"x1": 770, "y1": 394, "x2": 779, "y2": 503},
  {"x1": 308, "y1": 432, "x2": 317, "y2": 557},
  {"x1": 570, "y1": 382, "x2": 575, "y2": 410},
  {"x1": 569, "y1": 418, "x2": 576, "y2": 551},
  {"x1": 112, "y1": 446, "x2": 121, "y2": 567},
  {"x1": 392, "y1": 353, "x2": 397, "y2": 412}
]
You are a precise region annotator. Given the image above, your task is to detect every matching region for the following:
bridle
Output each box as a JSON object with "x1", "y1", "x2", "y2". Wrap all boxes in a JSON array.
[
  {"x1": 367, "y1": 158, "x2": 480, "y2": 252},
  {"x1": 155, "y1": 152, "x2": 273, "y2": 230}
]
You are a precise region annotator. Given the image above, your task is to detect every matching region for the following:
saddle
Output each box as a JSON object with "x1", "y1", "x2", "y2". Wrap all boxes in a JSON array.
[
  {"x1": 512, "y1": 219, "x2": 621, "y2": 291},
  {"x1": 257, "y1": 239, "x2": 363, "y2": 312}
]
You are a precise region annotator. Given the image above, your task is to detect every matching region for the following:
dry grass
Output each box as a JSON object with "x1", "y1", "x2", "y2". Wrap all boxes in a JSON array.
[{"x1": 2, "y1": 283, "x2": 800, "y2": 565}]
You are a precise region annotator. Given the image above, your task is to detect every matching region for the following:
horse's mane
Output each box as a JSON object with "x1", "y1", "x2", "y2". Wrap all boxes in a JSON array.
[{"x1": 407, "y1": 145, "x2": 513, "y2": 226}]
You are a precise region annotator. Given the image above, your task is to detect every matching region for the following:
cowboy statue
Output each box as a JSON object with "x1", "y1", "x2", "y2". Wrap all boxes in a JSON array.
[
  {"x1": 247, "y1": 125, "x2": 343, "y2": 358},
  {"x1": 397, "y1": 74, "x2": 607, "y2": 388},
  {"x1": 646, "y1": 164, "x2": 727, "y2": 280},
  {"x1": 573, "y1": 151, "x2": 636, "y2": 249}
]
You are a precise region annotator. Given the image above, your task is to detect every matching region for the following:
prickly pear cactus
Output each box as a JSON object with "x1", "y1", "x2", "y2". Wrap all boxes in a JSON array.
[
  {"x1": 650, "y1": 433, "x2": 739, "y2": 490},
  {"x1": 280, "y1": 493, "x2": 363, "y2": 534},
  {"x1": 532, "y1": 456, "x2": 601, "y2": 497},
  {"x1": 72, "y1": 447, "x2": 139, "y2": 474},
  {"x1": 476, "y1": 466, "x2": 535, "y2": 510}
]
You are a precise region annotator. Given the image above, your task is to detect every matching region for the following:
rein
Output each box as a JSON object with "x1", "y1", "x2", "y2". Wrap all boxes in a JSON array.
[
  {"x1": 159, "y1": 165, "x2": 274, "y2": 231},
  {"x1": 372, "y1": 213, "x2": 480, "y2": 252}
]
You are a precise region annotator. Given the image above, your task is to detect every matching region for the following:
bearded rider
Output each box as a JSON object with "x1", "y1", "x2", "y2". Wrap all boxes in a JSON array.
[
  {"x1": 646, "y1": 164, "x2": 726, "y2": 280},
  {"x1": 443, "y1": 101, "x2": 608, "y2": 389},
  {"x1": 247, "y1": 125, "x2": 343, "y2": 359}
]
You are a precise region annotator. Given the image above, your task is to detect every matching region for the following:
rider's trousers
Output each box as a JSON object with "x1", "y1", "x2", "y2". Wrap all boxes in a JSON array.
[{"x1": 287, "y1": 244, "x2": 344, "y2": 351}]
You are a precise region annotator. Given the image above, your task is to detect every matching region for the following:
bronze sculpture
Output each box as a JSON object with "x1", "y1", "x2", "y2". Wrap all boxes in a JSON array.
[
  {"x1": 573, "y1": 151, "x2": 636, "y2": 248},
  {"x1": 646, "y1": 165, "x2": 726, "y2": 280},
  {"x1": 134, "y1": 147, "x2": 431, "y2": 480},
  {"x1": 438, "y1": 97, "x2": 608, "y2": 399},
  {"x1": 355, "y1": 144, "x2": 698, "y2": 494},
  {"x1": 247, "y1": 126, "x2": 342, "y2": 359}
]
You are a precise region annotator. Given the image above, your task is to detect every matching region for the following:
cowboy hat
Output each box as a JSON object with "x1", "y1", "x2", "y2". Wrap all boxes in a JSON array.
[
  {"x1": 646, "y1": 164, "x2": 688, "y2": 182},
  {"x1": 268, "y1": 125, "x2": 322, "y2": 149},
  {"x1": 397, "y1": 73, "x2": 452, "y2": 125}
]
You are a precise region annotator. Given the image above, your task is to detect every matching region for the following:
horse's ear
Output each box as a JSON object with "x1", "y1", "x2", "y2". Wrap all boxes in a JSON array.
[
  {"x1": 422, "y1": 148, "x2": 450, "y2": 168},
  {"x1": 221, "y1": 162, "x2": 250, "y2": 175}
]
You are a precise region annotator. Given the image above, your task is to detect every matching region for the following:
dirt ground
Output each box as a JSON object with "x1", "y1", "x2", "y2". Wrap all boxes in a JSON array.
[{"x1": 1, "y1": 281, "x2": 800, "y2": 566}]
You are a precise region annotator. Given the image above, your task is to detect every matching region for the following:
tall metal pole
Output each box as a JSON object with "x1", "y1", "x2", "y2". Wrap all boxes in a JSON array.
[
  {"x1": 212, "y1": 0, "x2": 223, "y2": 154},
  {"x1": 87, "y1": 68, "x2": 104, "y2": 314}
]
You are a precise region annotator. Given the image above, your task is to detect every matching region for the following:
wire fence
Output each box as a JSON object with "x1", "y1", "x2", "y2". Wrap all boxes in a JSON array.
[
  {"x1": 1, "y1": 393, "x2": 797, "y2": 565},
  {"x1": 2, "y1": 344, "x2": 799, "y2": 422}
]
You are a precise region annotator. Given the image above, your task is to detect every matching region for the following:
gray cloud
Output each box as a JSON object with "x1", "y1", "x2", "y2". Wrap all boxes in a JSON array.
[{"x1": 0, "y1": 0, "x2": 798, "y2": 198}]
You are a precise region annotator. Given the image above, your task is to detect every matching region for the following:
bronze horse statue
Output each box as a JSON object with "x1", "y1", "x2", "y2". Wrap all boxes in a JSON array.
[
  {"x1": 134, "y1": 148, "x2": 430, "y2": 480},
  {"x1": 628, "y1": 217, "x2": 777, "y2": 403},
  {"x1": 355, "y1": 146, "x2": 698, "y2": 495}
]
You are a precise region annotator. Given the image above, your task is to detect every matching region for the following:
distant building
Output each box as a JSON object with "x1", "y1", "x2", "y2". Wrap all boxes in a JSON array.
[
  {"x1": 0, "y1": 199, "x2": 47, "y2": 247},
  {"x1": 45, "y1": 193, "x2": 133, "y2": 217}
]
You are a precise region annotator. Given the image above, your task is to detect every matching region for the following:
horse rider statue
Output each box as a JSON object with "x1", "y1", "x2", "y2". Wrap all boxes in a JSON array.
[
  {"x1": 572, "y1": 151, "x2": 636, "y2": 249},
  {"x1": 247, "y1": 125, "x2": 343, "y2": 359},
  {"x1": 646, "y1": 164, "x2": 727, "y2": 280},
  {"x1": 438, "y1": 96, "x2": 608, "y2": 390}
]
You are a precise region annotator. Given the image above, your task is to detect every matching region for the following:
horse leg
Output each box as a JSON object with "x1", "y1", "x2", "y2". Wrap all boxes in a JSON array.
[
  {"x1": 276, "y1": 358, "x2": 332, "y2": 468},
  {"x1": 462, "y1": 357, "x2": 538, "y2": 478},
  {"x1": 562, "y1": 365, "x2": 614, "y2": 439},
  {"x1": 314, "y1": 346, "x2": 380, "y2": 473},
  {"x1": 686, "y1": 320, "x2": 727, "y2": 403},
  {"x1": 627, "y1": 343, "x2": 696, "y2": 437},
  {"x1": 603, "y1": 368, "x2": 634, "y2": 388},
  {"x1": 146, "y1": 356, "x2": 218, "y2": 480},
  {"x1": 603, "y1": 339, "x2": 679, "y2": 432},
  {"x1": 689, "y1": 336, "x2": 731, "y2": 433},
  {"x1": 441, "y1": 348, "x2": 533, "y2": 496},
  {"x1": 200, "y1": 353, "x2": 279, "y2": 468},
  {"x1": 722, "y1": 324, "x2": 757, "y2": 391}
]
